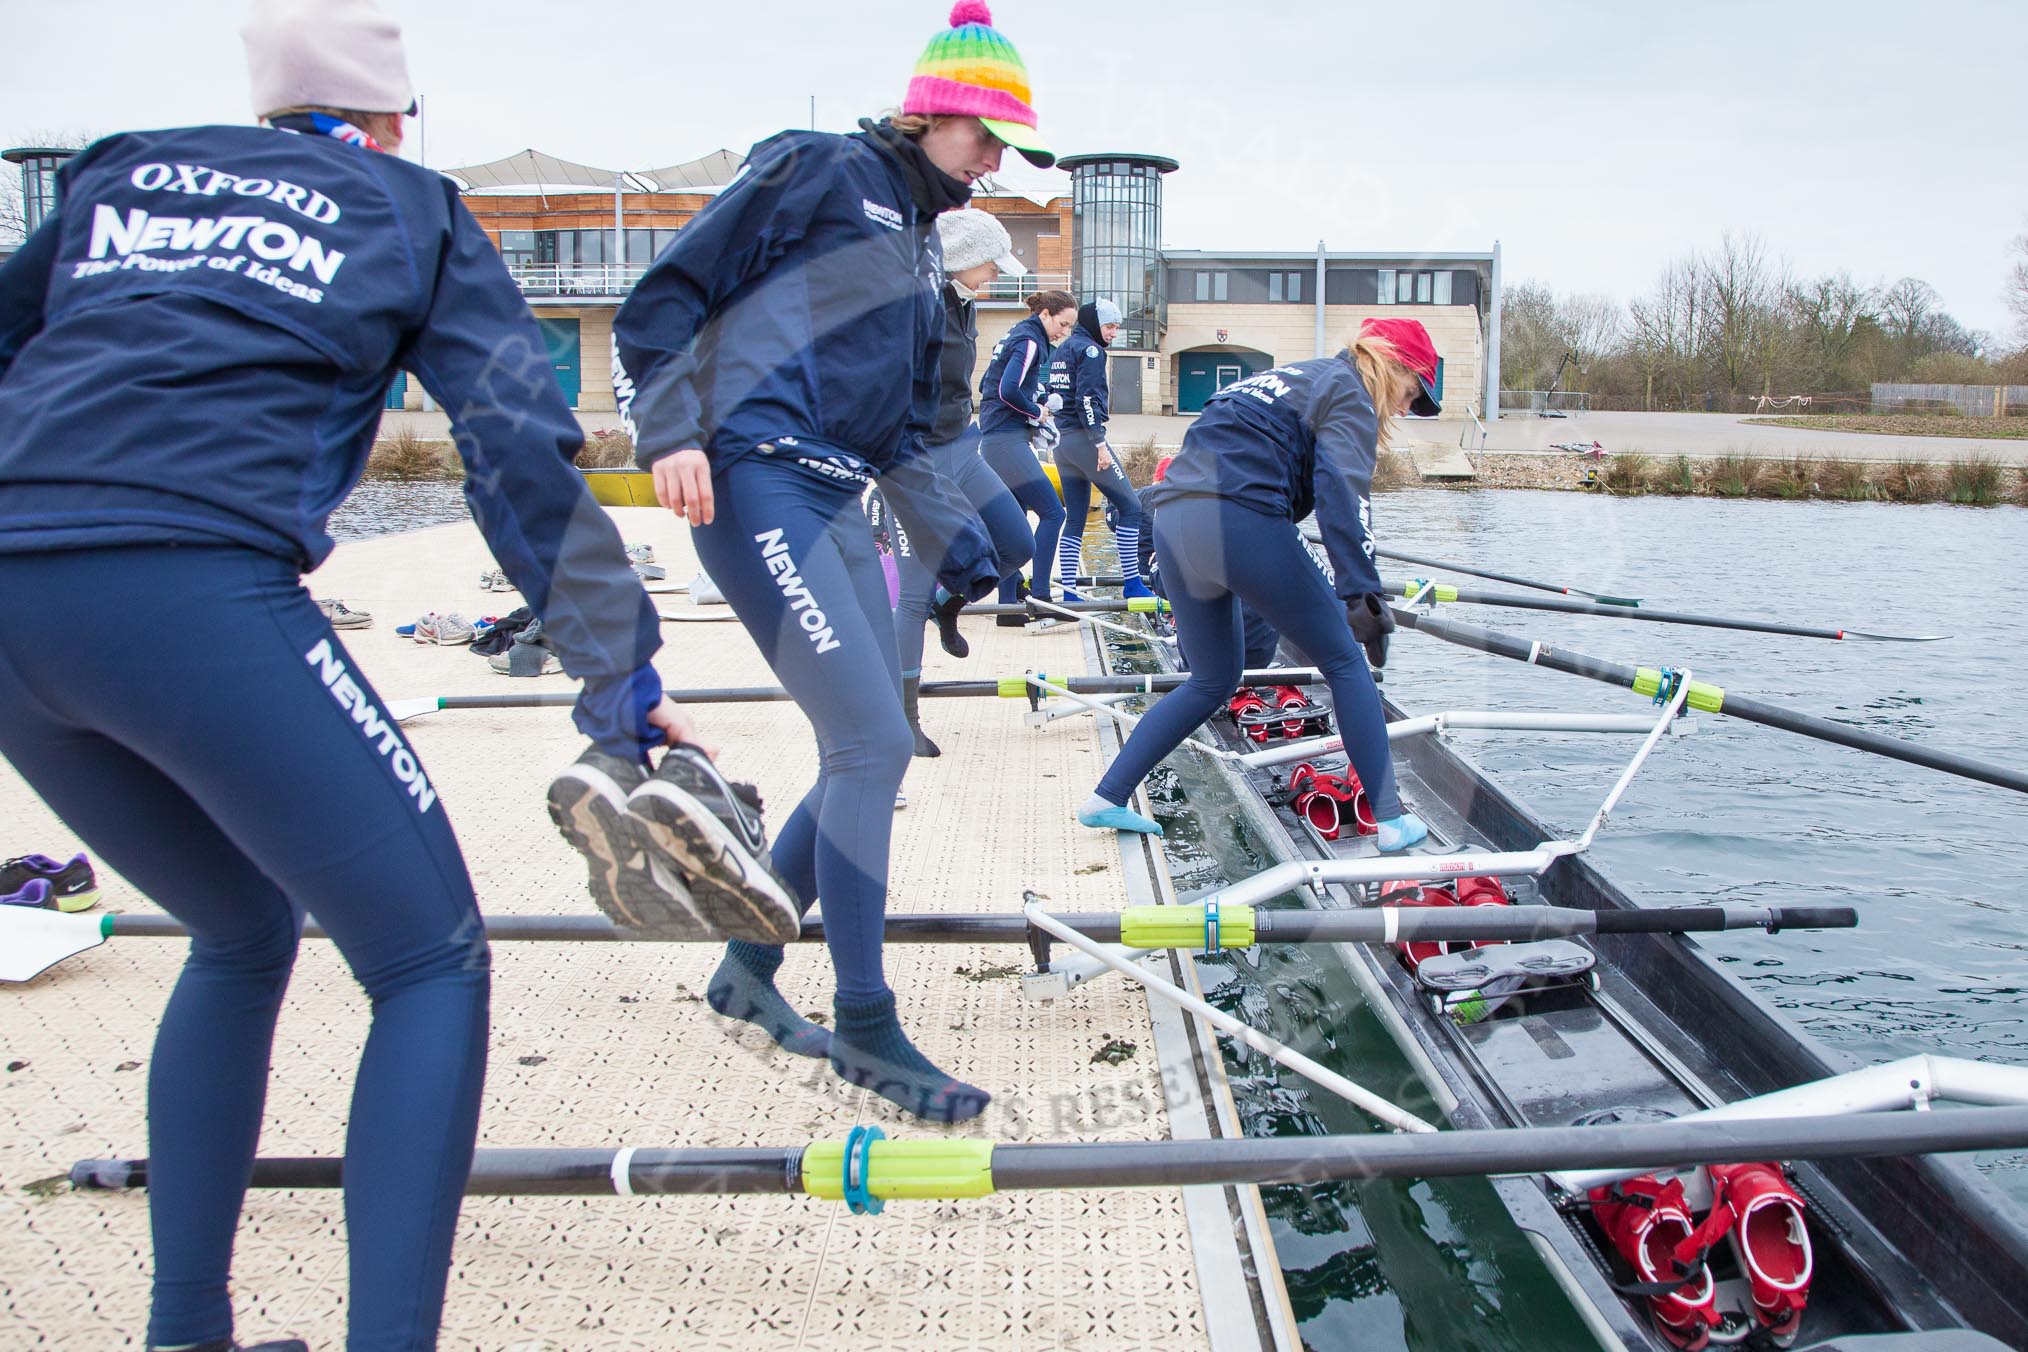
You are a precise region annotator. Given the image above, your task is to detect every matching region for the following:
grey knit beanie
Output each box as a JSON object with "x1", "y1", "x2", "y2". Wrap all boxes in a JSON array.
[{"x1": 936, "y1": 208, "x2": 1027, "y2": 277}]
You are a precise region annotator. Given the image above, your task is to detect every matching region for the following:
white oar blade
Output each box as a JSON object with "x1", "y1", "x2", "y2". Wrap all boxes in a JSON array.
[
  {"x1": 657, "y1": 609, "x2": 738, "y2": 623},
  {"x1": 640, "y1": 581, "x2": 688, "y2": 594},
  {"x1": 1841, "y1": 630, "x2": 1952, "y2": 643},
  {"x1": 0, "y1": 909, "x2": 110, "y2": 983},
  {"x1": 386, "y1": 696, "x2": 444, "y2": 723}
]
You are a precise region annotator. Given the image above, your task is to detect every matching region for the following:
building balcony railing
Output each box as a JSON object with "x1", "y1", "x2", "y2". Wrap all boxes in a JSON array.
[
  {"x1": 978, "y1": 272, "x2": 1072, "y2": 303},
  {"x1": 504, "y1": 262, "x2": 1073, "y2": 303},
  {"x1": 508, "y1": 263, "x2": 651, "y2": 298}
]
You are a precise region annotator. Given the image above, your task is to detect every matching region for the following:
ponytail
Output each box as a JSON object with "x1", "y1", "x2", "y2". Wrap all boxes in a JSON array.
[
  {"x1": 1346, "y1": 335, "x2": 1420, "y2": 453},
  {"x1": 1026, "y1": 289, "x2": 1074, "y2": 317}
]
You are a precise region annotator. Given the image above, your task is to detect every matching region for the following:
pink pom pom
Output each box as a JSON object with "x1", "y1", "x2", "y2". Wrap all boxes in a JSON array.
[{"x1": 949, "y1": 0, "x2": 993, "y2": 28}]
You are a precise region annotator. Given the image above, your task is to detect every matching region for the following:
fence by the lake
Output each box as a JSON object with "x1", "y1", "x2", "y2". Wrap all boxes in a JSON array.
[{"x1": 1872, "y1": 383, "x2": 2028, "y2": 417}]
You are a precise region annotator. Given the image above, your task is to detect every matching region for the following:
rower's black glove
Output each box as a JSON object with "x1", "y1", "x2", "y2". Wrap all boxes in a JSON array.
[
  {"x1": 1346, "y1": 593, "x2": 1396, "y2": 670},
  {"x1": 933, "y1": 587, "x2": 971, "y2": 660}
]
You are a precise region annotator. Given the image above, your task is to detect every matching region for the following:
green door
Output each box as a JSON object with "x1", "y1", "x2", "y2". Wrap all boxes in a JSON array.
[{"x1": 537, "y1": 316, "x2": 581, "y2": 407}]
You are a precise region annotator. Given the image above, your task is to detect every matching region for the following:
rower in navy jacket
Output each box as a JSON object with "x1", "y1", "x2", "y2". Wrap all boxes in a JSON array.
[
  {"x1": 1077, "y1": 318, "x2": 1440, "y2": 853},
  {"x1": 0, "y1": 4, "x2": 787, "y2": 1348},
  {"x1": 612, "y1": 1, "x2": 1056, "y2": 1124},
  {"x1": 976, "y1": 287, "x2": 1077, "y2": 615},
  {"x1": 1046, "y1": 299, "x2": 1155, "y2": 599},
  {"x1": 892, "y1": 208, "x2": 1040, "y2": 757}
]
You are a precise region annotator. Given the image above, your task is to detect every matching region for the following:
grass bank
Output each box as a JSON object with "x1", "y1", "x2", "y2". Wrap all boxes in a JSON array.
[
  {"x1": 1434, "y1": 450, "x2": 2025, "y2": 507},
  {"x1": 1745, "y1": 413, "x2": 2028, "y2": 440},
  {"x1": 363, "y1": 425, "x2": 636, "y2": 480}
]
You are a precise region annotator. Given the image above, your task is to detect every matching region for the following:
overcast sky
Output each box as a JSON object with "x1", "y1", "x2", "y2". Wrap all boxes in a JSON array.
[{"x1": 6, "y1": 0, "x2": 2023, "y2": 338}]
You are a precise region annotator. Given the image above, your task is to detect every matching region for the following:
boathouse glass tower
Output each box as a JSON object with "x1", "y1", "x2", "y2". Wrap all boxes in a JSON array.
[
  {"x1": 1059, "y1": 153, "x2": 1179, "y2": 353},
  {"x1": 4, "y1": 147, "x2": 77, "y2": 235}
]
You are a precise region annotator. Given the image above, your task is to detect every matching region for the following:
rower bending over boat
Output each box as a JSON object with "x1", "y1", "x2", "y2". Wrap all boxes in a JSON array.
[
  {"x1": 1077, "y1": 318, "x2": 1437, "y2": 852},
  {"x1": 893, "y1": 208, "x2": 1039, "y2": 758},
  {"x1": 611, "y1": 2, "x2": 1056, "y2": 1124}
]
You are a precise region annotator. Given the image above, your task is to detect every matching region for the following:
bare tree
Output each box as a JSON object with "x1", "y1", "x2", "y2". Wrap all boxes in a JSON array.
[
  {"x1": 1703, "y1": 232, "x2": 1791, "y2": 402},
  {"x1": 1786, "y1": 273, "x2": 1876, "y2": 392},
  {"x1": 1628, "y1": 258, "x2": 1703, "y2": 409},
  {"x1": 2005, "y1": 224, "x2": 2028, "y2": 344}
]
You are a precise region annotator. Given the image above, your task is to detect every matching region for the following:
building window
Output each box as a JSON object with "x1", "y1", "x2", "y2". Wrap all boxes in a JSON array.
[
  {"x1": 1374, "y1": 268, "x2": 1455, "y2": 306},
  {"x1": 1194, "y1": 271, "x2": 1228, "y2": 302},
  {"x1": 1268, "y1": 272, "x2": 1282, "y2": 302}
]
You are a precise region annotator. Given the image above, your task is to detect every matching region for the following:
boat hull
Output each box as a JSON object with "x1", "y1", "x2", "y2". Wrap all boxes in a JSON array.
[
  {"x1": 580, "y1": 468, "x2": 658, "y2": 508},
  {"x1": 1137, "y1": 610, "x2": 2028, "y2": 1349}
]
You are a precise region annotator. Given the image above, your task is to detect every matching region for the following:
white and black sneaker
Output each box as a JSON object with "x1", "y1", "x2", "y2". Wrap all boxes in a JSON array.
[
  {"x1": 547, "y1": 747, "x2": 717, "y2": 940},
  {"x1": 626, "y1": 745, "x2": 802, "y2": 945}
]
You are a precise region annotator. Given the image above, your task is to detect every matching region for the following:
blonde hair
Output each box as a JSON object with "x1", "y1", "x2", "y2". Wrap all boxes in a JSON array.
[{"x1": 1347, "y1": 335, "x2": 1420, "y2": 452}]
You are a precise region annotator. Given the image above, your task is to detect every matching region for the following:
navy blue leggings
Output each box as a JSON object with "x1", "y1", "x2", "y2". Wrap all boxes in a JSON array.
[
  {"x1": 691, "y1": 457, "x2": 911, "y2": 1002},
  {"x1": 1053, "y1": 430, "x2": 1144, "y2": 584},
  {"x1": 0, "y1": 546, "x2": 488, "y2": 1352},
  {"x1": 1094, "y1": 498, "x2": 1402, "y2": 819},
  {"x1": 894, "y1": 428, "x2": 1034, "y2": 676},
  {"x1": 977, "y1": 425, "x2": 1066, "y2": 603}
]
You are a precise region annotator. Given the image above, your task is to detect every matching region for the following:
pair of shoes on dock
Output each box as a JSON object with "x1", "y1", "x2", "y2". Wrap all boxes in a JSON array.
[
  {"x1": 548, "y1": 743, "x2": 802, "y2": 946},
  {"x1": 147, "y1": 1339, "x2": 308, "y2": 1352}
]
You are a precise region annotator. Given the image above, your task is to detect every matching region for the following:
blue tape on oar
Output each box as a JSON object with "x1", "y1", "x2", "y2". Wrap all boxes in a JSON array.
[
  {"x1": 1204, "y1": 900, "x2": 1220, "y2": 953},
  {"x1": 844, "y1": 1124, "x2": 885, "y2": 1216}
]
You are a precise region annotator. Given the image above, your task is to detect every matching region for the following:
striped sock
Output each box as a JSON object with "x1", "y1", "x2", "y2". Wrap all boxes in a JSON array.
[
  {"x1": 1114, "y1": 525, "x2": 1141, "y2": 581},
  {"x1": 1055, "y1": 535, "x2": 1082, "y2": 590}
]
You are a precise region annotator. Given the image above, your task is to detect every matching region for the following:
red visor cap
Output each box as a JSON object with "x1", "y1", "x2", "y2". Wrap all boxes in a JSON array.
[{"x1": 1358, "y1": 317, "x2": 1442, "y2": 417}]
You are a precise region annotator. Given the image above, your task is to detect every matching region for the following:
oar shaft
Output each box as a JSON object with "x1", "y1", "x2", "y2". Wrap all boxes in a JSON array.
[
  {"x1": 1377, "y1": 547, "x2": 1639, "y2": 606},
  {"x1": 1383, "y1": 578, "x2": 1849, "y2": 641},
  {"x1": 72, "y1": 1104, "x2": 2028, "y2": 1196},
  {"x1": 102, "y1": 904, "x2": 1851, "y2": 948},
  {"x1": 1397, "y1": 610, "x2": 2028, "y2": 795}
]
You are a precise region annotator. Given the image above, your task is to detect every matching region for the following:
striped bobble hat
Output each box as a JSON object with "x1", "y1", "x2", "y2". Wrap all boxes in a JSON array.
[{"x1": 904, "y1": 2, "x2": 1055, "y2": 168}]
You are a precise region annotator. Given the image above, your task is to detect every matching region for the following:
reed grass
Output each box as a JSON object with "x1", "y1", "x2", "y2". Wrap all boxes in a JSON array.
[
  {"x1": 366, "y1": 424, "x2": 458, "y2": 481},
  {"x1": 1944, "y1": 454, "x2": 2004, "y2": 506},
  {"x1": 1879, "y1": 458, "x2": 1941, "y2": 503},
  {"x1": 1114, "y1": 436, "x2": 1164, "y2": 488},
  {"x1": 1757, "y1": 455, "x2": 1817, "y2": 500},
  {"x1": 575, "y1": 426, "x2": 635, "y2": 469},
  {"x1": 1707, "y1": 452, "x2": 1759, "y2": 498},
  {"x1": 1597, "y1": 453, "x2": 1652, "y2": 495},
  {"x1": 2015, "y1": 466, "x2": 2028, "y2": 508},
  {"x1": 1653, "y1": 455, "x2": 1697, "y2": 496},
  {"x1": 1815, "y1": 457, "x2": 1875, "y2": 501},
  {"x1": 1372, "y1": 446, "x2": 1415, "y2": 492}
]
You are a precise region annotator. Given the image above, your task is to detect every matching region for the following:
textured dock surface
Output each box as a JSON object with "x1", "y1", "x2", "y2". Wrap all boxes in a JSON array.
[{"x1": 0, "y1": 507, "x2": 1208, "y2": 1350}]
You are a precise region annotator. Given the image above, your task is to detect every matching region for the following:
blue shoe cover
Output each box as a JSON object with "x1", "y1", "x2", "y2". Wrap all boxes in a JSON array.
[
  {"x1": 1078, "y1": 802, "x2": 1163, "y2": 836},
  {"x1": 1375, "y1": 813, "x2": 1428, "y2": 853},
  {"x1": 1120, "y1": 577, "x2": 1156, "y2": 600}
]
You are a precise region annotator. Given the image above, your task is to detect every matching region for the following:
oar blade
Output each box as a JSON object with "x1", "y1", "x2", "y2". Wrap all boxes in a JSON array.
[
  {"x1": 385, "y1": 696, "x2": 445, "y2": 723},
  {"x1": 1839, "y1": 629, "x2": 1953, "y2": 643},
  {"x1": 0, "y1": 909, "x2": 110, "y2": 983}
]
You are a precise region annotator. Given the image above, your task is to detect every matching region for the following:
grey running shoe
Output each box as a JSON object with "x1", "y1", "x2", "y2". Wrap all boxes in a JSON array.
[
  {"x1": 547, "y1": 746, "x2": 718, "y2": 939},
  {"x1": 632, "y1": 560, "x2": 668, "y2": 581},
  {"x1": 626, "y1": 745, "x2": 802, "y2": 945},
  {"x1": 489, "y1": 620, "x2": 561, "y2": 675},
  {"x1": 625, "y1": 543, "x2": 656, "y2": 565},
  {"x1": 688, "y1": 569, "x2": 727, "y2": 605},
  {"x1": 414, "y1": 612, "x2": 475, "y2": 645},
  {"x1": 316, "y1": 598, "x2": 373, "y2": 629},
  {"x1": 478, "y1": 569, "x2": 518, "y2": 593}
]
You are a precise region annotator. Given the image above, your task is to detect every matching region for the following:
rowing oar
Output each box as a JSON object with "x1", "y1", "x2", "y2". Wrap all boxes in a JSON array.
[
  {"x1": 1378, "y1": 547, "x2": 1641, "y2": 607},
  {"x1": 0, "y1": 902, "x2": 1855, "y2": 983},
  {"x1": 1381, "y1": 578, "x2": 1948, "y2": 643},
  {"x1": 1394, "y1": 608, "x2": 2028, "y2": 794},
  {"x1": 384, "y1": 669, "x2": 1323, "y2": 722},
  {"x1": 69, "y1": 1103, "x2": 2028, "y2": 1198}
]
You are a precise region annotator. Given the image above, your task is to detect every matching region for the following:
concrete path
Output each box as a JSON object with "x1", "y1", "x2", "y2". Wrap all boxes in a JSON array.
[
  {"x1": 381, "y1": 406, "x2": 2026, "y2": 466},
  {"x1": 1479, "y1": 410, "x2": 2028, "y2": 464}
]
